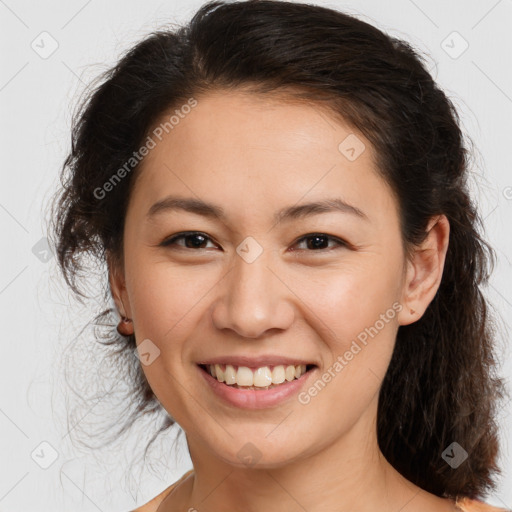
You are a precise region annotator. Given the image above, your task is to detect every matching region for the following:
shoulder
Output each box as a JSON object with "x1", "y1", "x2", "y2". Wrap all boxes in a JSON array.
[
  {"x1": 130, "y1": 469, "x2": 194, "y2": 512},
  {"x1": 455, "y1": 497, "x2": 511, "y2": 512}
]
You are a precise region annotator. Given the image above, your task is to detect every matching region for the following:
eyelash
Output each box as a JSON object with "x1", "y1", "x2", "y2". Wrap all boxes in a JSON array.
[{"x1": 159, "y1": 231, "x2": 349, "y2": 252}]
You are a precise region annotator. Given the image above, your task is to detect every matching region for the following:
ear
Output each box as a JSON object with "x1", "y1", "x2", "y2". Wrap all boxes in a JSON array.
[
  {"x1": 398, "y1": 215, "x2": 450, "y2": 326},
  {"x1": 107, "y1": 250, "x2": 132, "y2": 319}
]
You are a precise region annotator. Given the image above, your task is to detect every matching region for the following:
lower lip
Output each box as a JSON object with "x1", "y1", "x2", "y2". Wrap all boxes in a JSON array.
[{"x1": 197, "y1": 365, "x2": 316, "y2": 409}]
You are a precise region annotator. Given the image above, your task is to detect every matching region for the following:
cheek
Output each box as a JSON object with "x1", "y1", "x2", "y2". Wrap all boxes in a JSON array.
[
  {"x1": 296, "y1": 272, "x2": 399, "y2": 428},
  {"x1": 300, "y1": 263, "x2": 402, "y2": 398},
  {"x1": 125, "y1": 259, "x2": 223, "y2": 347},
  {"x1": 304, "y1": 263, "x2": 401, "y2": 339},
  {"x1": 124, "y1": 262, "x2": 215, "y2": 412}
]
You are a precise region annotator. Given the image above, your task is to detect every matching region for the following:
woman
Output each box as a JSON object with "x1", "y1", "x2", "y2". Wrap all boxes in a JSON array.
[{"x1": 48, "y1": 1, "x2": 509, "y2": 511}]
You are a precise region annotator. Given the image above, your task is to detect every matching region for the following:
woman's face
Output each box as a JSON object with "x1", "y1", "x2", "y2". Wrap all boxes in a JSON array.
[{"x1": 111, "y1": 90, "x2": 427, "y2": 469}]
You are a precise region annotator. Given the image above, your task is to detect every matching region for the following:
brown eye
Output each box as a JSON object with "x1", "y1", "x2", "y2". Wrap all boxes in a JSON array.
[
  {"x1": 160, "y1": 232, "x2": 218, "y2": 250},
  {"x1": 292, "y1": 233, "x2": 347, "y2": 251}
]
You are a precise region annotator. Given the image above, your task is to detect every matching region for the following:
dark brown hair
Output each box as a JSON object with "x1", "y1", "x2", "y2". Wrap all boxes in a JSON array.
[{"x1": 47, "y1": 0, "x2": 507, "y2": 499}]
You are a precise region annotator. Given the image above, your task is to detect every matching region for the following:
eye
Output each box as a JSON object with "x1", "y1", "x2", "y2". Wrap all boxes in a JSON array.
[
  {"x1": 291, "y1": 233, "x2": 348, "y2": 252},
  {"x1": 159, "y1": 231, "x2": 219, "y2": 250},
  {"x1": 159, "y1": 231, "x2": 348, "y2": 252}
]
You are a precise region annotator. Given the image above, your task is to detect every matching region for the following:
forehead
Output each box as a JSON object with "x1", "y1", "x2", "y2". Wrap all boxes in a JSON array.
[{"x1": 128, "y1": 90, "x2": 398, "y2": 228}]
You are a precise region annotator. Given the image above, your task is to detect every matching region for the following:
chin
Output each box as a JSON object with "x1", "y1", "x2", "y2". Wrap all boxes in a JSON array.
[{"x1": 201, "y1": 430, "x2": 311, "y2": 469}]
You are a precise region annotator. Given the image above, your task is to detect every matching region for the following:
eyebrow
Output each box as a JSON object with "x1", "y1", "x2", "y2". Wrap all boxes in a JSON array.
[{"x1": 146, "y1": 195, "x2": 369, "y2": 224}]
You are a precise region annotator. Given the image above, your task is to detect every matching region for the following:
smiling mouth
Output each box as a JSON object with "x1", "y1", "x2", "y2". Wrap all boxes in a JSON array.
[{"x1": 198, "y1": 363, "x2": 317, "y2": 390}]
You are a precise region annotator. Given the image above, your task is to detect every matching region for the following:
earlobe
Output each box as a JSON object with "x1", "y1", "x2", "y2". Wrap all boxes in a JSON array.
[
  {"x1": 398, "y1": 215, "x2": 450, "y2": 326},
  {"x1": 107, "y1": 251, "x2": 134, "y2": 336}
]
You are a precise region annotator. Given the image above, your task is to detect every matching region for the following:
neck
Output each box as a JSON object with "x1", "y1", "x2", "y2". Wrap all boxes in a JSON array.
[{"x1": 163, "y1": 399, "x2": 452, "y2": 512}]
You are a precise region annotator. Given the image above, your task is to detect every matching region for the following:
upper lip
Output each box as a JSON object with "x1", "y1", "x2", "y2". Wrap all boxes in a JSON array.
[{"x1": 197, "y1": 355, "x2": 317, "y2": 368}]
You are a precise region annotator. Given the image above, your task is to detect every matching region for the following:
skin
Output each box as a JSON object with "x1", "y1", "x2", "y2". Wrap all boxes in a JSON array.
[{"x1": 109, "y1": 90, "x2": 455, "y2": 511}]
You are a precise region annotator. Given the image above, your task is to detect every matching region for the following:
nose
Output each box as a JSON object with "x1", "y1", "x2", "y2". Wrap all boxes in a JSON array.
[{"x1": 210, "y1": 247, "x2": 295, "y2": 339}]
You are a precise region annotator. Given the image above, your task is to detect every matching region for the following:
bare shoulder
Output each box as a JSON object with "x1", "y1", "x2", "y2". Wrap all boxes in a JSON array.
[
  {"x1": 130, "y1": 469, "x2": 194, "y2": 512},
  {"x1": 400, "y1": 492, "x2": 506, "y2": 512},
  {"x1": 455, "y1": 497, "x2": 511, "y2": 512}
]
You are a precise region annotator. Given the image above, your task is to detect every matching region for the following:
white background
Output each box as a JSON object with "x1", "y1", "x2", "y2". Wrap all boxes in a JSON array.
[{"x1": 0, "y1": 0, "x2": 511, "y2": 510}]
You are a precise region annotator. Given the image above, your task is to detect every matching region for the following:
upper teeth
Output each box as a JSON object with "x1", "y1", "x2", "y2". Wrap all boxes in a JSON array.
[{"x1": 207, "y1": 364, "x2": 307, "y2": 387}]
